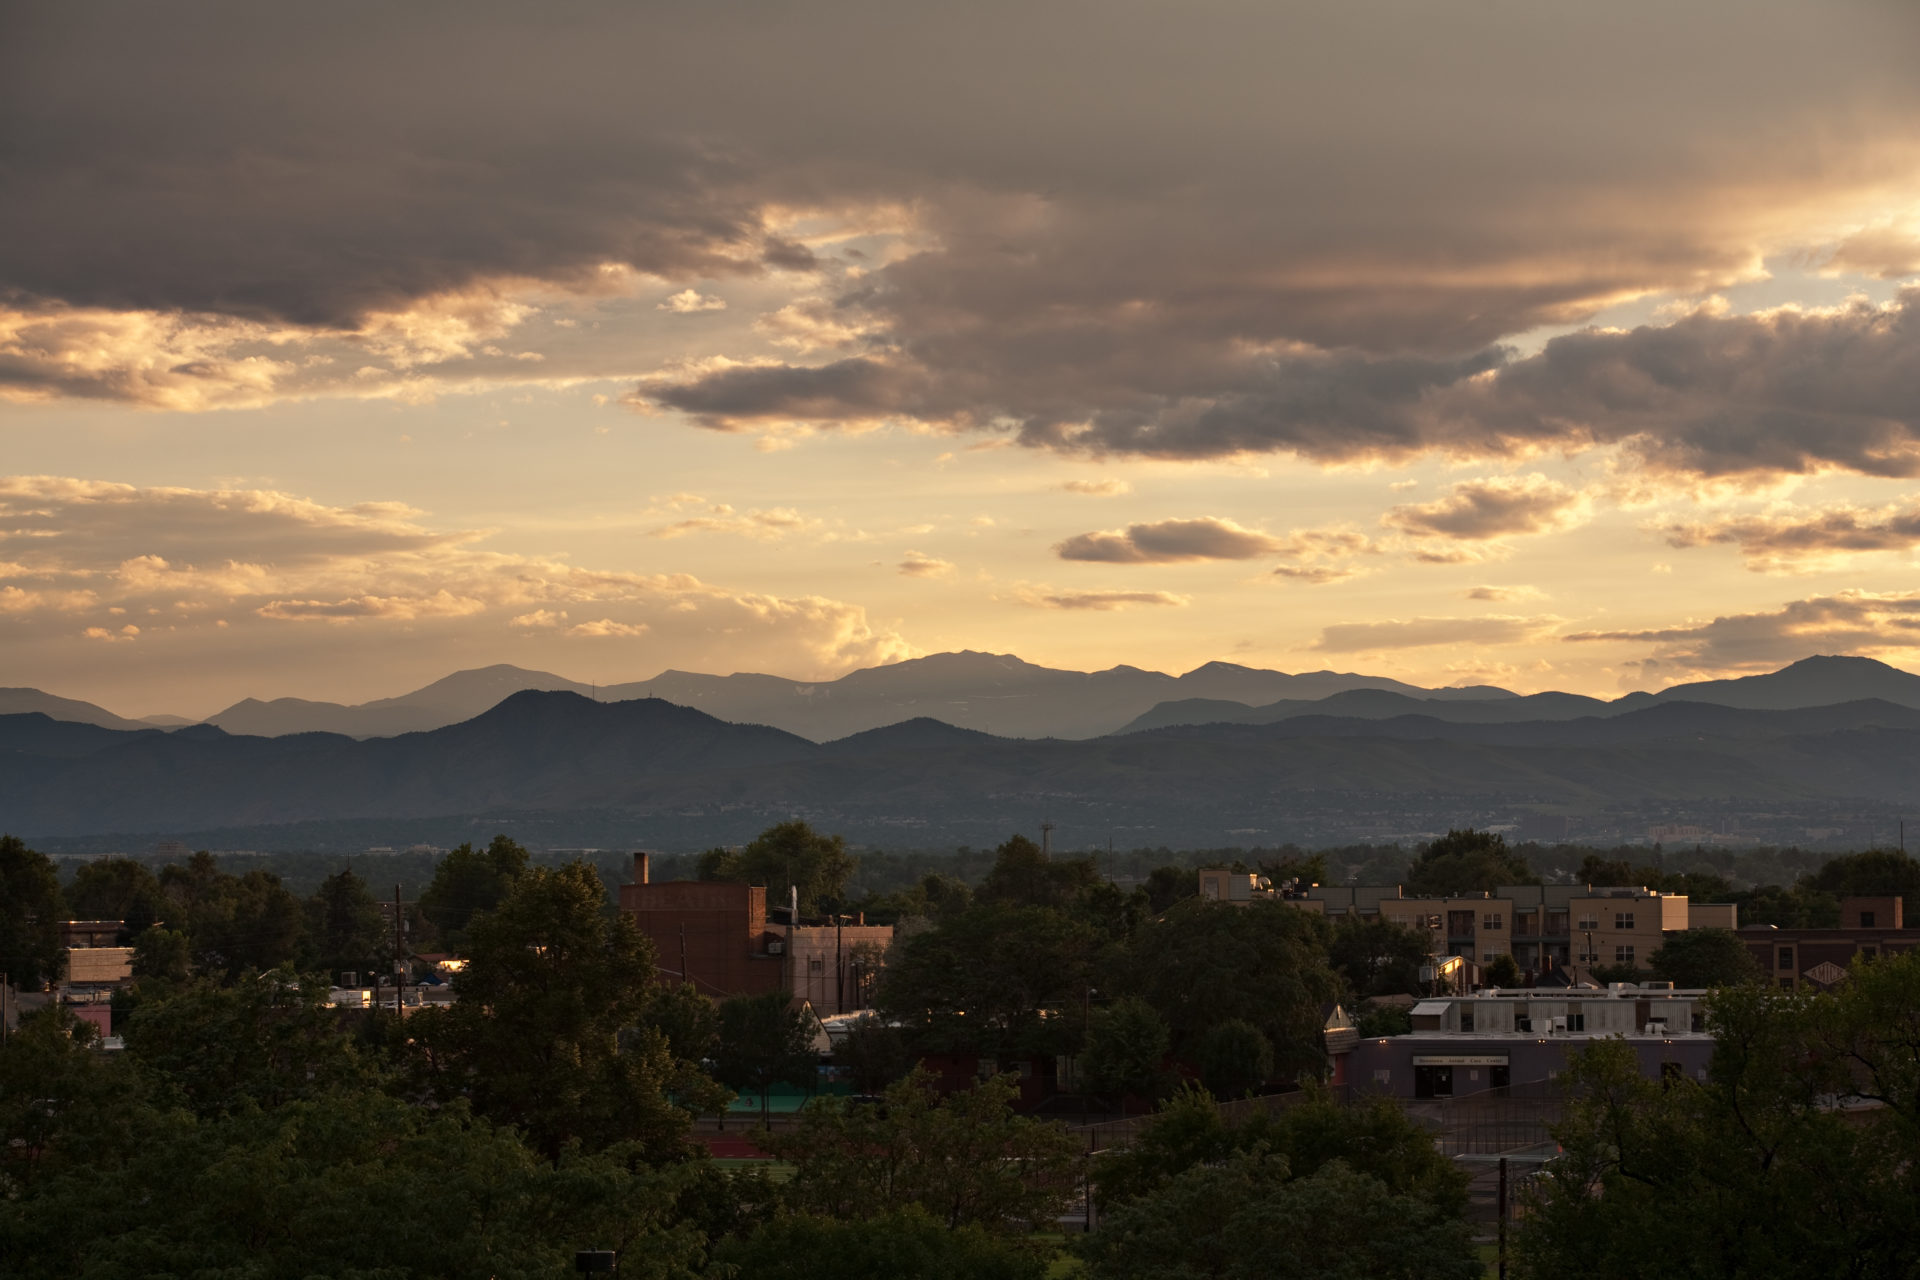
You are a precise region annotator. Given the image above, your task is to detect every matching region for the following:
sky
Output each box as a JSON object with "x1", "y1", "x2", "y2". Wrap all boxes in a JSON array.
[{"x1": 5, "y1": 1, "x2": 1920, "y2": 718}]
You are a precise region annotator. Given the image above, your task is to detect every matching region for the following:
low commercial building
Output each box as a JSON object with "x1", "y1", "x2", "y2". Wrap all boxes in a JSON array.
[
  {"x1": 619, "y1": 852, "x2": 892, "y2": 1010},
  {"x1": 1346, "y1": 984, "x2": 1714, "y2": 1099}
]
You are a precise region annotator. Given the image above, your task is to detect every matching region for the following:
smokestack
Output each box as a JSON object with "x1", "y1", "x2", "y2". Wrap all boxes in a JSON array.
[
  {"x1": 790, "y1": 885, "x2": 799, "y2": 921},
  {"x1": 634, "y1": 851, "x2": 650, "y2": 885}
]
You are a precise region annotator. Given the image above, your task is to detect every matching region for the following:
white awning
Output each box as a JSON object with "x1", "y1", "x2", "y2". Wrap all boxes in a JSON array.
[{"x1": 1410, "y1": 1000, "x2": 1452, "y2": 1017}]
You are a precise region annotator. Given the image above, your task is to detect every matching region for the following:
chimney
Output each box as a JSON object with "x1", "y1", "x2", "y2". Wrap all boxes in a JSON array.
[
  {"x1": 634, "y1": 851, "x2": 650, "y2": 885},
  {"x1": 790, "y1": 885, "x2": 799, "y2": 921}
]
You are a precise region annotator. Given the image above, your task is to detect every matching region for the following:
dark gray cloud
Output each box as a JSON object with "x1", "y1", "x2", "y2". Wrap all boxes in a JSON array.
[
  {"x1": 6, "y1": 0, "x2": 1920, "y2": 480},
  {"x1": 1566, "y1": 591, "x2": 1920, "y2": 674},
  {"x1": 1017, "y1": 588, "x2": 1186, "y2": 611},
  {"x1": 1383, "y1": 475, "x2": 1585, "y2": 539},
  {"x1": 1660, "y1": 503, "x2": 1920, "y2": 570},
  {"x1": 1055, "y1": 518, "x2": 1281, "y2": 563}
]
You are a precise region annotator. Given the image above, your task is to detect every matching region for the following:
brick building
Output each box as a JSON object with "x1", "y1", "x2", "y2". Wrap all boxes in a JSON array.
[
  {"x1": 1740, "y1": 896, "x2": 1919, "y2": 989},
  {"x1": 618, "y1": 852, "x2": 893, "y2": 1010}
]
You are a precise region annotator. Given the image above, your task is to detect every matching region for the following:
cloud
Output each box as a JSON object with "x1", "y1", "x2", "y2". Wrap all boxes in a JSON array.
[
  {"x1": 1312, "y1": 615, "x2": 1558, "y2": 653},
  {"x1": 6, "y1": 3, "x2": 1918, "y2": 465},
  {"x1": 1658, "y1": 502, "x2": 1920, "y2": 572},
  {"x1": 658, "y1": 289, "x2": 727, "y2": 314},
  {"x1": 1055, "y1": 517, "x2": 1280, "y2": 564},
  {"x1": 1383, "y1": 474, "x2": 1587, "y2": 540},
  {"x1": 1564, "y1": 590, "x2": 1920, "y2": 676},
  {"x1": 1016, "y1": 588, "x2": 1188, "y2": 611},
  {"x1": 1267, "y1": 526, "x2": 1378, "y2": 584},
  {"x1": 1058, "y1": 479, "x2": 1132, "y2": 496},
  {"x1": 1465, "y1": 585, "x2": 1548, "y2": 602},
  {"x1": 651, "y1": 504, "x2": 823, "y2": 541},
  {"x1": 0, "y1": 476, "x2": 916, "y2": 689},
  {"x1": 897, "y1": 551, "x2": 954, "y2": 578},
  {"x1": 564, "y1": 618, "x2": 651, "y2": 638}
]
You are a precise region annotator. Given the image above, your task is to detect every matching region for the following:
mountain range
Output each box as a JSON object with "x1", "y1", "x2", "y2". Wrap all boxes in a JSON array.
[
  {"x1": 6, "y1": 656, "x2": 1920, "y2": 847},
  {"x1": 20, "y1": 651, "x2": 1920, "y2": 744}
]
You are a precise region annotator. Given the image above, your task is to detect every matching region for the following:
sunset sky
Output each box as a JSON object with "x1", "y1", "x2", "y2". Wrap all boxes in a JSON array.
[{"x1": 6, "y1": 1, "x2": 1920, "y2": 718}]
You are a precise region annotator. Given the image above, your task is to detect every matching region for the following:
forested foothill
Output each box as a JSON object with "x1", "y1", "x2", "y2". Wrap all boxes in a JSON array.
[{"x1": 5, "y1": 828, "x2": 1920, "y2": 1276}]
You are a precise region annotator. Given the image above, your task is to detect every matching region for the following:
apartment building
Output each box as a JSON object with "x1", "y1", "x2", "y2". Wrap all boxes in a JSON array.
[
  {"x1": 1252, "y1": 878, "x2": 1736, "y2": 978},
  {"x1": 1740, "y1": 896, "x2": 1919, "y2": 989}
]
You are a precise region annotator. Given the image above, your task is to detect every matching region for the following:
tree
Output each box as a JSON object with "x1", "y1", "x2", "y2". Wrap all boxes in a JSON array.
[
  {"x1": 154, "y1": 853, "x2": 305, "y2": 978},
  {"x1": 1121, "y1": 898, "x2": 1340, "y2": 1079},
  {"x1": 699, "y1": 821, "x2": 855, "y2": 915},
  {"x1": 1648, "y1": 927, "x2": 1762, "y2": 988},
  {"x1": 1806, "y1": 848, "x2": 1920, "y2": 899},
  {"x1": 130, "y1": 926, "x2": 191, "y2": 982},
  {"x1": 408, "y1": 860, "x2": 700, "y2": 1161},
  {"x1": 1515, "y1": 956, "x2": 1920, "y2": 1280},
  {"x1": 118, "y1": 968, "x2": 382, "y2": 1116},
  {"x1": 304, "y1": 866, "x2": 389, "y2": 979},
  {"x1": 712, "y1": 1208, "x2": 1045, "y2": 1280},
  {"x1": 1141, "y1": 864, "x2": 1197, "y2": 914},
  {"x1": 1195, "y1": 1019, "x2": 1274, "y2": 1098},
  {"x1": 1093, "y1": 1082, "x2": 1467, "y2": 1217},
  {"x1": 770, "y1": 1069, "x2": 1080, "y2": 1234},
  {"x1": 418, "y1": 834, "x2": 529, "y2": 949},
  {"x1": 1734, "y1": 882, "x2": 1839, "y2": 928},
  {"x1": 65, "y1": 856, "x2": 167, "y2": 940},
  {"x1": 1405, "y1": 829, "x2": 1537, "y2": 895},
  {"x1": 1328, "y1": 914, "x2": 1431, "y2": 997},
  {"x1": 714, "y1": 990, "x2": 817, "y2": 1121},
  {"x1": 976, "y1": 834, "x2": 1099, "y2": 910},
  {"x1": 1483, "y1": 953, "x2": 1521, "y2": 988},
  {"x1": 835, "y1": 1013, "x2": 912, "y2": 1094},
  {"x1": 1080, "y1": 996, "x2": 1173, "y2": 1103},
  {"x1": 876, "y1": 903, "x2": 1097, "y2": 1058},
  {"x1": 1080, "y1": 1151, "x2": 1479, "y2": 1280},
  {"x1": 0, "y1": 835, "x2": 65, "y2": 989}
]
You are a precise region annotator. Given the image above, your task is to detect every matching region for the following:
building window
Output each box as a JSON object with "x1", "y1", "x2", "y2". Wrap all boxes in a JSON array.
[
  {"x1": 1459, "y1": 1008, "x2": 1475, "y2": 1033},
  {"x1": 1568, "y1": 1013, "x2": 1584, "y2": 1032},
  {"x1": 1483, "y1": 913, "x2": 1503, "y2": 931},
  {"x1": 808, "y1": 957, "x2": 825, "y2": 973},
  {"x1": 1861, "y1": 910, "x2": 1877, "y2": 927},
  {"x1": 1615, "y1": 945, "x2": 1634, "y2": 965},
  {"x1": 1615, "y1": 911, "x2": 1635, "y2": 930},
  {"x1": 1577, "y1": 916, "x2": 1598, "y2": 931},
  {"x1": 1862, "y1": 944, "x2": 1880, "y2": 959},
  {"x1": 1483, "y1": 952, "x2": 1499, "y2": 963},
  {"x1": 1777, "y1": 946, "x2": 1794, "y2": 969}
]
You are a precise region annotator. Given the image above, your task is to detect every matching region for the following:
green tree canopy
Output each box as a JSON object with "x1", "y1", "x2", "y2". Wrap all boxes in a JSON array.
[
  {"x1": 418, "y1": 833, "x2": 529, "y2": 949},
  {"x1": 1648, "y1": 927, "x2": 1762, "y2": 988},
  {"x1": 713, "y1": 989, "x2": 816, "y2": 1120},
  {"x1": 153, "y1": 853, "x2": 306, "y2": 978},
  {"x1": 1195, "y1": 1019, "x2": 1274, "y2": 1099},
  {"x1": 1405, "y1": 828, "x2": 1537, "y2": 895},
  {"x1": 1516, "y1": 953, "x2": 1920, "y2": 1280},
  {"x1": 1093, "y1": 1083, "x2": 1469, "y2": 1224},
  {"x1": 408, "y1": 860, "x2": 703, "y2": 1161},
  {"x1": 770, "y1": 1069, "x2": 1079, "y2": 1234},
  {"x1": 1079, "y1": 1151, "x2": 1479, "y2": 1280},
  {"x1": 876, "y1": 902, "x2": 1097, "y2": 1058},
  {"x1": 1080, "y1": 995, "x2": 1173, "y2": 1103},
  {"x1": 712, "y1": 1208, "x2": 1045, "y2": 1280},
  {"x1": 976, "y1": 834, "x2": 1099, "y2": 910},
  {"x1": 1121, "y1": 898, "x2": 1340, "y2": 1079},
  {"x1": 1805, "y1": 847, "x2": 1920, "y2": 899},
  {"x1": 1328, "y1": 914, "x2": 1432, "y2": 998},
  {"x1": 65, "y1": 856, "x2": 167, "y2": 940},
  {"x1": 698, "y1": 820, "x2": 855, "y2": 916},
  {"x1": 119, "y1": 968, "x2": 383, "y2": 1116},
  {"x1": 0, "y1": 835, "x2": 65, "y2": 989},
  {"x1": 304, "y1": 866, "x2": 390, "y2": 978},
  {"x1": 835, "y1": 1013, "x2": 912, "y2": 1094},
  {"x1": 1732, "y1": 882, "x2": 1840, "y2": 928},
  {"x1": 1141, "y1": 864, "x2": 1198, "y2": 914}
]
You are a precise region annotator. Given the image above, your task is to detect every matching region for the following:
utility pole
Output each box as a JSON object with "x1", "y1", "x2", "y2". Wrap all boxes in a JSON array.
[
  {"x1": 393, "y1": 884, "x2": 406, "y2": 1016},
  {"x1": 679, "y1": 922, "x2": 689, "y2": 992},
  {"x1": 835, "y1": 914, "x2": 844, "y2": 1015},
  {"x1": 1497, "y1": 1156, "x2": 1509, "y2": 1279}
]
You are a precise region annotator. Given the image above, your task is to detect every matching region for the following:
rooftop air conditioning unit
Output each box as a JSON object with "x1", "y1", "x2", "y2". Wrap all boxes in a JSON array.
[{"x1": 1550, "y1": 1016, "x2": 1567, "y2": 1034}]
